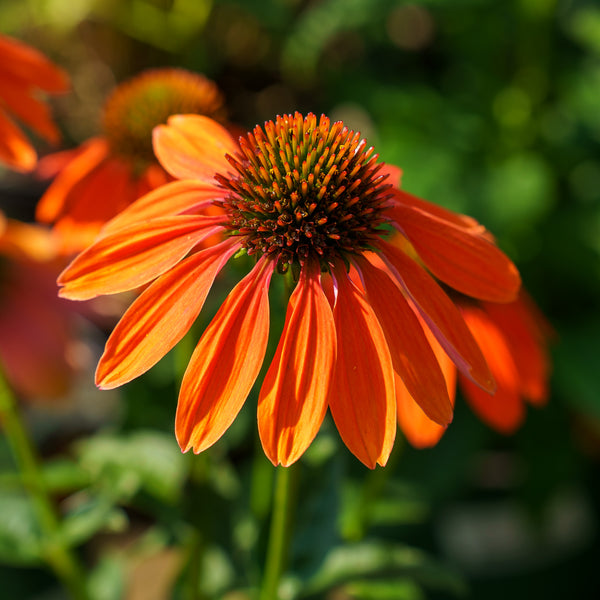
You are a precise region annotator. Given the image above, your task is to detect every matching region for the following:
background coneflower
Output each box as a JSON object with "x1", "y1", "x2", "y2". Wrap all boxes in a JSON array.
[{"x1": 35, "y1": 68, "x2": 228, "y2": 253}]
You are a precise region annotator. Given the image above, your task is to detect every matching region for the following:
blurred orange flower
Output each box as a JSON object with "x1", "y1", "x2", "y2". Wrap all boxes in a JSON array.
[
  {"x1": 0, "y1": 34, "x2": 68, "y2": 172},
  {"x1": 36, "y1": 68, "x2": 227, "y2": 253},
  {"x1": 0, "y1": 211, "x2": 76, "y2": 399},
  {"x1": 58, "y1": 112, "x2": 521, "y2": 468},
  {"x1": 397, "y1": 291, "x2": 552, "y2": 448}
]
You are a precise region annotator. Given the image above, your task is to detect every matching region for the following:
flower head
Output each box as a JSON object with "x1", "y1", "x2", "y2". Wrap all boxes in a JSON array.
[
  {"x1": 36, "y1": 68, "x2": 226, "y2": 253},
  {"x1": 0, "y1": 34, "x2": 68, "y2": 171},
  {"x1": 58, "y1": 112, "x2": 521, "y2": 468}
]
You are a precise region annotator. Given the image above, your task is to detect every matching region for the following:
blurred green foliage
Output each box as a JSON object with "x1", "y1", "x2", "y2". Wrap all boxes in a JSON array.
[{"x1": 1, "y1": 0, "x2": 600, "y2": 598}]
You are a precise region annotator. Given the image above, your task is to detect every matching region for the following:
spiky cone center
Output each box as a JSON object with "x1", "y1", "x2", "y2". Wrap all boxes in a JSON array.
[
  {"x1": 103, "y1": 68, "x2": 226, "y2": 172},
  {"x1": 216, "y1": 113, "x2": 393, "y2": 273}
]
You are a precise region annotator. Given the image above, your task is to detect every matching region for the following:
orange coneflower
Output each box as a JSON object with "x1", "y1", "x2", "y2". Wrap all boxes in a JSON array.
[
  {"x1": 36, "y1": 68, "x2": 227, "y2": 253},
  {"x1": 0, "y1": 34, "x2": 68, "y2": 171},
  {"x1": 0, "y1": 211, "x2": 77, "y2": 399},
  {"x1": 58, "y1": 112, "x2": 521, "y2": 468},
  {"x1": 397, "y1": 291, "x2": 552, "y2": 448}
]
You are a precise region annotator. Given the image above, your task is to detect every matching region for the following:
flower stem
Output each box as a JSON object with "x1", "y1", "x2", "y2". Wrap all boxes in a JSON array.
[
  {"x1": 259, "y1": 463, "x2": 298, "y2": 600},
  {"x1": 0, "y1": 367, "x2": 88, "y2": 600}
]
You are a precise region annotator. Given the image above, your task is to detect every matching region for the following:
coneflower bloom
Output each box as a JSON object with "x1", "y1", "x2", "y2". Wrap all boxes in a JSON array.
[
  {"x1": 397, "y1": 291, "x2": 552, "y2": 448},
  {"x1": 58, "y1": 112, "x2": 521, "y2": 468},
  {"x1": 0, "y1": 211, "x2": 76, "y2": 399},
  {"x1": 36, "y1": 68, "x2": 227, "y2": 253},
  {"x1": 0, "y1": 34, "x2": 68, "y2": 171}
]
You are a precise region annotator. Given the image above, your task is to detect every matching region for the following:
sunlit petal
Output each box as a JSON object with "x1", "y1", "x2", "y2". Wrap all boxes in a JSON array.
[
  {"x1": 58, "y1": 215, "x2": 226, "y2": 300},
  {"x1": 356, "y1": 255, "x2": 452, "y2": 425},
  {"x1": 378, "y1": 240, "x2": 495, "y2": 393},
  {"x1": 328, "y1": 263, "x2": 396, "y2": 468},
  {"x1": 101, "y1": 179, "x2": 225, "y2": 235},
  {"x1": 153, "y1": 114, "x2": 237, "y2": 181},
  {"x1": 390, "y1": 193, "x2": 521, "y2": 302},
  {"x1": 97, "y1": 238, "x2": 240, "y2": 389},
  {"x1": 258, "y1": 260, "x2": 336, "y2": 466},
  {"x1": 176, "y1": 259, "x2": 274, "y2": 453}
]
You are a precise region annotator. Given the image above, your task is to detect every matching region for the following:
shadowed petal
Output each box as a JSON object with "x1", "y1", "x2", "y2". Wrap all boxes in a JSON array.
[
  {"x1": 36, "y1": 138, "x2": 109, "y2": 222},
  {"x1": 356, "y1": 255, "x2": 452, "y2": 426},
  {"x1": 378, "y1": 240, "x2": 495, "y2": 393},
  {"x1": 390, "y1": 193, "x2": 521, "y2": 302},
  {"x1": 0, "y1": 110, "x2": 37, "y2": 171},
  {"x1": 153, "y1": 114, "x2": 237, "y2": 182},
  {"x1": 258, "y1": 260, "x2": 336, "y2": 466},
  {"x1": 96, "y1": 238, "x2": 240, "y2": 389},
  {"x1": 328, "y1": 263, "x2": 396, "y2": 469},
  {"x1": 396, "y1": 325, "x2": 456, "y2": 448},
  {"x1": 459, "y1": 305, "x2": 524, "y2": 433},
  {"x1": 0, "y1": 35, "x2": 69, "y2": 92},
  {"x1": 482, "y1": 293, "x2": 551, "y2": 406},
  {"x1": 58, "y1": 215, "x2": 226, "y2": 300},
  {"x1": 176, "y1": 259, "x2": 274, "y2": 453},
  {"x1": 101, "y1": 180, "x2": 225, "y2": 235},
  {"x1": 0, "y1": 77, "x2": 61, "y2": 142}
]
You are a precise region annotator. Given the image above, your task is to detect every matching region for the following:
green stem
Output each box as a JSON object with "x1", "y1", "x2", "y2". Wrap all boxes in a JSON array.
[
  {"x1": 259, "y1": 463, "x2": 298, "y2": 600},
  {"x1": 0, "y1": 367, "x2": 88, "y2": 600}
]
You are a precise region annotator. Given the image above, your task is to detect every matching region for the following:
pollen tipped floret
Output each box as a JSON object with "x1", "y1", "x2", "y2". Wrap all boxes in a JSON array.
[
  {"x1": 217, "y1": 113, "x2": 393, "y2": 272},
  {"x1": 103, "y1": 68, "x2": 225, "y2": 169}
]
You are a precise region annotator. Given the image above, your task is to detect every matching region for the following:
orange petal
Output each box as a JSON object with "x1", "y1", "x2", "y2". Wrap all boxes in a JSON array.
[
  {"x1": 0, "y1": 110, "x2": 37, "y2": 171},
  {"x1": 396, "y1": 325, "x2": 456, "y2": 448},
  {"x1": 391, "y1": 189, "x2": 482, "y2": 231},
  {"x1": 153, "y1": 114, "x2": 237, "y2": 182},
  {"x1": 356, "y1": 256, "x2": 452, "y2": 425},
  {"x1": 258, "y1": 260, "x2": 336, "y2": 466},
  {"x1": 101, "y1": 180, "x2": 224, "y2": 235},
  {"x1": 328, "y1": 263, "x2": 396, "y2": 468},
  {"x1": 58, "y1": 215, "x2": 226, "y2": 300},
  {"x1": 0, "y1": 76, "x2": 61, "y2": 143},
  {"x1": 389, "y1": 195, "x2": 521, "y2": 302},
  {"x1": 482, "y1": 293, "x2": 550, "y2": 406},
  {"x1": 96, "y1": 238, "x2": 240, "y2": 389},
  {"x1": 176, "y1": 259, "x2": 274, "y2": 453},
  {"x1": 0, "y1": 35, "x2": 69, "y2": 92},
  {"x1": 378, "y1": 240, "x2": 495, "y2": 393},
  {"x1": 459, "y1": 306, "x2": 524, "y2": 433},
  {"x1": 35, "y1": 138, "x2": 109, "y2": 222}
]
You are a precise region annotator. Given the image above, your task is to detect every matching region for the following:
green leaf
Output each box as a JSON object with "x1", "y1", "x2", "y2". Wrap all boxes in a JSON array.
[
  {"x1": 60, "y1": 495, "x2": 128, "y2": 547},
  {"x1": 302, "y1": 541, "x2": 466, "y2": 598},
  {"x1": 0, "y1": 491, "x2": 42, "y2": 565},
  {"x1": 344, "y1": 578, "x2": 425, "y2": 600},
  {"x1": 76, "y1": 431, "x2": 188, "y2": 503}
]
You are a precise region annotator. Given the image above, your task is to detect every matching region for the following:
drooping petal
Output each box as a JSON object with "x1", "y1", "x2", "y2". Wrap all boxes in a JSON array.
[
  {"x1": 50, "y1": 158, "x2": 134, "y2": 253},
  {"x1": 377, "y1": 240, "x2": 495, "y2": 393},
  {"x1": 35, "y1": 138, "x2": 109, "y2": 222},
  {"x1": 396, "y1": 325, "x2": 457, "y2": 449},
  {"x1": 390, "y1": 189, "x2": 482, "y2": 231},
  {"x1": 258, "y1": 260, "x2": 336, "y2": 466},
  {"x1": 58, "y1": 215, "x2": 226, "y2": 300},
  {"x1": 0, "y1": 76, "x2": 61, "y2": 143},
  {"x1": 176, "y1": 258, "x2": 274, "y2": 454},
  {"x1": 153, "y1": 114, "x2": 237, "y2": 182},
  {"x1": 0, "y1": 35, "x2": 69, "y2": 92},
  {"x1": 356, "y1": 255, "x2": 452, "y2": 426},
  {"x1": 389, "y1": 192, "x2": 521, "y2": 302},
  {"x1": 328, "y1": 263, "x2": 396, "y2": 469},
  {"x1": 459, "y1": 305, "x2": 524, "y2": 433},
  {"x1": 101, "y1": 179, "x2": 225, "y2": 235},
  {"x1": 482, "y1": 294, "x2": 551, "y2": 406},
  {"x1": 0, "y1": 110, "x2": 37, "y2": 171},
  {"x1": 96, "y1": 238, "x2": 240, "y2": 389}
]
